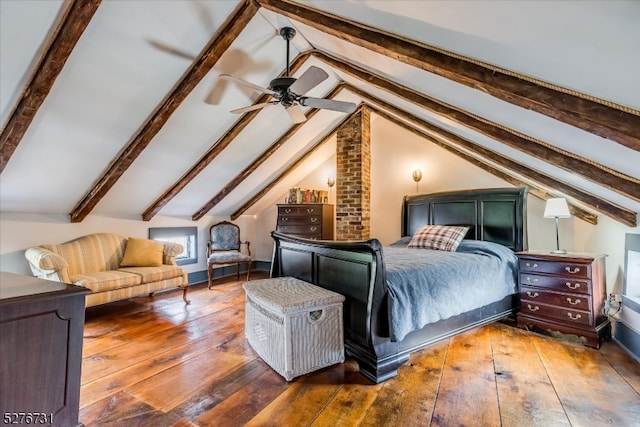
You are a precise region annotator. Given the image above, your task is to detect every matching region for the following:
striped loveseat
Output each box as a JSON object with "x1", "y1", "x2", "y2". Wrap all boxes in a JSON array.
[{"x1": 25, "y1": 233, "x2": 189, "y2": 307}]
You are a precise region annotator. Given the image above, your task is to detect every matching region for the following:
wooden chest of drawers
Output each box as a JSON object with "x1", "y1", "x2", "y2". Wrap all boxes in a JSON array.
[
  {"x1": 516, "y1": 251, "x2": 610, "y2": 348},
  {"x1": 276, "y1": 204, "x2": 334, "y2": 240}
]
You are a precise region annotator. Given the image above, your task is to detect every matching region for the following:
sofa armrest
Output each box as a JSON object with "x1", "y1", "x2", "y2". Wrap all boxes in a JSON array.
[
  {"x1": 162, "y1": 242, "x2": 184, "y2": 266},
  {"x1": 24, "y1": 247, "x2": 71, "y2": 283}
]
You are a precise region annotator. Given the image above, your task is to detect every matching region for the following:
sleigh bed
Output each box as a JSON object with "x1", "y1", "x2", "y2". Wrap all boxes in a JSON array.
[{"x1": 270, "y1": 187, "x2": 528, "y2": 383}]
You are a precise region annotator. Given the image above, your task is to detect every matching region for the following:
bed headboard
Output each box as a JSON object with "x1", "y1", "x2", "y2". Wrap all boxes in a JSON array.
[{"x1": 401, "y1": 187, "x2": 528, "y2": 251}]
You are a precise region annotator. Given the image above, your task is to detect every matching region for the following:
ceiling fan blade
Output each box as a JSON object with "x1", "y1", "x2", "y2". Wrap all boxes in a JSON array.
[
  {"x1": 230, "y1": 102, "x2": 277, "y2": 114},
  {"x1": 219, "y1": 74, "x2": 277, "y2": 96},
  {"x1": 146, "y1": 39, "x2": 195, "y2": 61},
  {"x1": 299, "y1": 97, "x2": 357, "y2": 114},
  {"x1": 285, "y1": 104, "x2": 307, "y2": 124},
  {"x1": 289, "y1": 66, "x2": 329, "y2": 96}
]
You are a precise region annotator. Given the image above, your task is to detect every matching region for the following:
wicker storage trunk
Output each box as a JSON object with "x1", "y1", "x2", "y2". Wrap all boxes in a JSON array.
[{"x1": 243, "y1": 277, "x2": 345, "y2": 381}]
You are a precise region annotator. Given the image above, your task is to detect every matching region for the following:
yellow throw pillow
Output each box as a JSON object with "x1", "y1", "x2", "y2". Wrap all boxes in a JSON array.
[{"x1": 120, "y1": 238, "x2": 164, "y2": 267}]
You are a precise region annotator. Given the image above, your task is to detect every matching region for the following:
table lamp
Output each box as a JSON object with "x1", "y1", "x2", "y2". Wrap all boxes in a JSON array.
[{"x1": 543, "y1": 198, "x2": 571, "y2": 254}]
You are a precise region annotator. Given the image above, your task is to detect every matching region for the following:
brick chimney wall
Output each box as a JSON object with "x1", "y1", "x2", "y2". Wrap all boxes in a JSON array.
[{"x1": 336, "y1": 107, "x2": 371, "y2": 240}]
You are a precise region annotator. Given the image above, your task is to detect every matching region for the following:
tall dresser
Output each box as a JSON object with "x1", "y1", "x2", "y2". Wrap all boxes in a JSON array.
[
  {"x1": 276, "y1": 204, "x2": 334, "y2": 240},
  {"x1": 0, "y1": 272, "x2": 89, "y2": 427},
  {"x1": 516, "y1": 251, "x2": 610, "y2": 348}
]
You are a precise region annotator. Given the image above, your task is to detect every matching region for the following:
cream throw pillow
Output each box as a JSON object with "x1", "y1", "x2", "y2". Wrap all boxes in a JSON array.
[{"x1": 120, "y1": 238, "x2": 164, "y2": 267}]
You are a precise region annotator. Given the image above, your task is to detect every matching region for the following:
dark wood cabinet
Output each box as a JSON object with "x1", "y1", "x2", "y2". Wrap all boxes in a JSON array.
[
  {"x1": 516, "y1": 251, "x2": 610, "y2": 348},
  {"x1": 276, "y1": 204, "x2": 334, "y2": 240},
  {"x1": 0, "y1": 272, "x2": 89, "y2": 427}
]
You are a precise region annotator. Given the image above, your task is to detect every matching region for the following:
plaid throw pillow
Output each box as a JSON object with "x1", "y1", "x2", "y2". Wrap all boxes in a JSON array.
[{"x1": 408, "y1": 225, "x2": 470, "y2": 251}]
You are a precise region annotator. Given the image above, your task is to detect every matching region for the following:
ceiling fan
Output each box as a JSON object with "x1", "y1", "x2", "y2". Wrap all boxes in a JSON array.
[{"x1": 220, "y1": 27, "x2": 357, "y2": 124}]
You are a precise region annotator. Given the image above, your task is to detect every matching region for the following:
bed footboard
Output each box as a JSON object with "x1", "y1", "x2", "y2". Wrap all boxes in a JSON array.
[{"x1": 270, "y1": 231, "x2": 401, "y2": 380}]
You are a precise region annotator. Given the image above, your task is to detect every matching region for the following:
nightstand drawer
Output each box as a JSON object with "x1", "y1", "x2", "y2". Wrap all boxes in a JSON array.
[
  {"x1": 520, "y1": 302, "x2": 592, "y2": 326},
  {"x1": 519, "y1": 259, "x2": 590, "y2": 279},
  {"x1": 520, "y1": 286, "x2": 591, "y2": 311},
  {"x1": 519, "y1": 273, "x2": 591, "y2": 295}
]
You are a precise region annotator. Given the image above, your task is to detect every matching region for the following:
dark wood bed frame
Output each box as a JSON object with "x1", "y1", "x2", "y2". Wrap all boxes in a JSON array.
[{"x1": 270, "y1": 187, "x2": 528, "y2": 383}]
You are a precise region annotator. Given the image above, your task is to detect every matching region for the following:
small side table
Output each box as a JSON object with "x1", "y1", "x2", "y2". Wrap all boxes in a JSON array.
[{"x1": 516, "y1": 251, "x2": 610, "y2": 348}]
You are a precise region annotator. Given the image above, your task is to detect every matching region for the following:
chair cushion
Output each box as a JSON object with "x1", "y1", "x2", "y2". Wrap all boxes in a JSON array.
[
  {"x1": 210, "y1": 223, "x2": 240, "y2": 250},
  {"x1": 118, "y1": 265, "x2": 186, "y2": 283},
  {"x1": 208, "y1": 251, "x2": 251, "y2": 263},
  {"x1": 71, "y1": 270, "x2": 142, "y2": 293}
]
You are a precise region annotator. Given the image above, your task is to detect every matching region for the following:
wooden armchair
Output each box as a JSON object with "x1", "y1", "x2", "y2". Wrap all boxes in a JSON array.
[{"x1": 207, "y1": 221, "x2": 251, "y2": 288}]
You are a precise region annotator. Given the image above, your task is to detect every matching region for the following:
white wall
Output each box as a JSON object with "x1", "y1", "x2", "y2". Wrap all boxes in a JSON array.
[
  {"x1": 2, "y1": 114, "x2": 637, "y2": 294},
  {"x1": 0, "y1": 212, "x2": 257, "y2": 279}
]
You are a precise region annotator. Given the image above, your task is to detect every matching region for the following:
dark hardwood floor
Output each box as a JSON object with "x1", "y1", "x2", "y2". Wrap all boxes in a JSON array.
[{"x1": 79, "y1": 272, "x2": 640, "y2": 426}]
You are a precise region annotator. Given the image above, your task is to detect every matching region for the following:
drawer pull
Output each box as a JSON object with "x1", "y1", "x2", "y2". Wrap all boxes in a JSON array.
[
  {"x1": 526, "y1": 291, "x2": 539, "y2": 298},
  {"x1": 565, "y1": 266, "x2": 581, "y2": 274},
  {"x1": 566, "y1": 297, "x2": 581, "y2": 305},
  {"x1": 526, "y1": 276, "x2": 539, "y2": 283},
  {"x1": 310, "y1": 217, "x2": 318, "y2": 223},
  {"x1": 306, "y1": 208, "x2": 315, "y2": 213},
  {"x1": 310, "y1": 227, "x2": 318, "y2": 232},
  {"x1": 567, "y1": 312, "x2": 582, "y2": 321},
  {"x1": 280, "y1": 217, "x2": 288, "y2": 222},
  {"x1": 526, "y1": 304, "x2": 540, "y2": 312},
  {"x1": 525, "y1": 262, "x2": 538, "y2": 269},
  {"x1": 284, "y1": 208, "x2": 292, "y2": 214},
  {"x1": 565, "y1": 282, "x2": 581, "y2": 290}
]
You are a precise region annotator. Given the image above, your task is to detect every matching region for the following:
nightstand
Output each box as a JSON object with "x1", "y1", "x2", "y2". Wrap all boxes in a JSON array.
[{"x1": 516, "y1": 251, "x2": 610, "y2": 348}]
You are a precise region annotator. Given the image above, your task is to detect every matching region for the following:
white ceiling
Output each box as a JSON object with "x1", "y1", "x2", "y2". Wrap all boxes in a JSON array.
[{"x1": 1, "y1": 0, "x2": 639, "y2": 220}]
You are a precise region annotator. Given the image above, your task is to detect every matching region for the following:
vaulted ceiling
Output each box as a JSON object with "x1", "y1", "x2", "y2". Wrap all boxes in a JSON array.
[{"x1": 1, "y1": 0, "x2": 639, "y2": 226}]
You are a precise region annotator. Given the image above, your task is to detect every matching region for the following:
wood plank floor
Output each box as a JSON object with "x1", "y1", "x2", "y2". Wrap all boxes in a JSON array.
[{"x1": 79, "y1": 273, "x2": 640, "y2": 427}]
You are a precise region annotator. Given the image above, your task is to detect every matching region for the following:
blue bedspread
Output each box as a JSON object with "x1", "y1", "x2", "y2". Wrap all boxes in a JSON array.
[{"x1": 384, "y1": 240, "x2": 518, "y2": 342}]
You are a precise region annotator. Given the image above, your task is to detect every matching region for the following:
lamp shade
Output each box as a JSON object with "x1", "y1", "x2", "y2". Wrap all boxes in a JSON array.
[{"x1": 543, "y1": 198, "x2": 571, "y2": 218}]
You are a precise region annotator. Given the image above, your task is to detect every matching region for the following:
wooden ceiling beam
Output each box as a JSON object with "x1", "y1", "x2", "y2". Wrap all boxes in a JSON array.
[
  {"x1": 0, "y1": 0, "x2": 101, "y2": 173},
  {"x1": 230, "y1": 106, "x2": 362, "y2": 220},
  {"x1": 357, "y1": 88, "x2": 636, "y2": 226},
  {"x1": 68, "y1": 0, "x2": 260, "y2": 223},
  {"x1": 312, "y1": 51, "x2": 640, "y2": 205},
  {"x1": 358, "y1": 93, "x2": 636, "y2": 226},
  {"x1": 257, "y1": 0, "x2": 640, "y2": 152}
]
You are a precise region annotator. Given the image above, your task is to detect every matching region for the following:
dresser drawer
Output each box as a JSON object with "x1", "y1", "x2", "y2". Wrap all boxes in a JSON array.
[
  {"x1": 277, "y1": 215, "x2": 323, "y2": 226},
  {"x1": 519, "y1": 273, "x2": 591, "y2": 295},
  {"x1": 519, "y1": 285, "x2": 591, "y2": 311},
  {"x1": 276, "y1": 225, "x2": 322, "y2": 236},
  {"x1": 518, "y1": 259, "x2": 590, "y2": 279},
  {"x1": 278, "y1": 205, "x2": 324, "y2": 216},
  {"x1": 520, "y1": 302, "x2": 592, "y2": 327}
]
